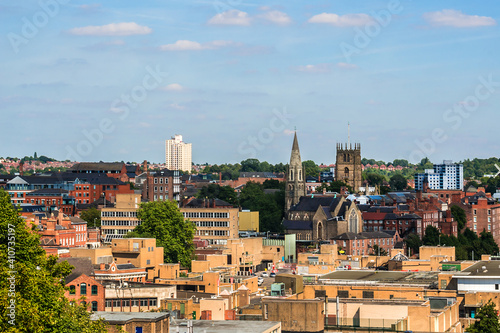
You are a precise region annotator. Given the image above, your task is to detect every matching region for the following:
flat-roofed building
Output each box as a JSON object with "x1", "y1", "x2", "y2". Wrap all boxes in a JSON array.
[
  {"x1": 101, "y1": 193, "x2": 141, "y2": 242},
  {"x1": 91, "y1": 311, "x2": 169, "y2": 333},
  {"x1": 171, "y1": 320, "x2": 281, "y2": 333}
]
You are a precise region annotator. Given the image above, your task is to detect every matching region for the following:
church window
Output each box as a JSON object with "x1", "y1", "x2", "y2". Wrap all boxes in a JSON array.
[
  {"x1": 343, "y1": 153, "x2": 347, "y2": 162},
  {"x1": 299, "y1": 170, "x2": 302, "y2": 181},
  {"x1": 344, "y1": 167, "x2": 349, "y2": 178},
  {"x1": 349, "y1": 209, "x2": 358, "y2": 232},
  {"x1": 347, "y1": 154, "x2": 350, "y2": 162},
  {"x1": 290, "y1": 169, "x2": 294, "y2": 181}
]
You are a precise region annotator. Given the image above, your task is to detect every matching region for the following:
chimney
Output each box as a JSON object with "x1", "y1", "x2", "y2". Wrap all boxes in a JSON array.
[
  {"x1": 318, "y1": 172, "x2": 321, "y2": 183},
  {"x1": 99, "y1": 263, "x2": 105, "y2": 270},
  {"x1": 143, "y1": 160, "x2": 148, "y2": 175},
  {"x1": 19, "y1": 161, "x2": 24, "y2": 176},
  {"x1": 219, "y1": 172, "x2": 222, "y2": 183}
]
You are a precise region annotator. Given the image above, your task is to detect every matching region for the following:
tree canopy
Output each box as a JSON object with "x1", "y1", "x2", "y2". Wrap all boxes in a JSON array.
[
  {"x1": 195, "y1": 184, "x2": 238, "y2": 206},
  {"x1": 389, "y1": 173, "x2": 407, "y2": 191},
  {"x1": 79, "y1": 208, "x2": 101, "y2": 228},
  {"x1": 129, "y1": 200, "x2": 196, "y2": 269},
  {"x1": 0, "y1": 189, "x2": 107, "y2": 332},
  {"x1": 467, "y1": 300, "x2": 500, "y2": 333},
  {"x1": 239, "y1": 182, "x2": 284, "y2": 233}
]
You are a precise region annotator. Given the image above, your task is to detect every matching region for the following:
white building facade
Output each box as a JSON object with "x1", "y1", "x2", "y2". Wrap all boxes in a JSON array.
[
  {"x1": 414, "y1": 160, "x2": 463, "y2": 191},
  {"x1": 165, "y1": 135, "x2": 192, "y2": 172}
]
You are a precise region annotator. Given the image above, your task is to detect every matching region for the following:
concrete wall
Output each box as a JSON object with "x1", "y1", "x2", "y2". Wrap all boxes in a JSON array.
[
  {"x1": 420, "y1": 246, "x2": 455, "y2": 261},
  {"x1": 263, "y1": 298, "x2": 324, "y2": 333}
]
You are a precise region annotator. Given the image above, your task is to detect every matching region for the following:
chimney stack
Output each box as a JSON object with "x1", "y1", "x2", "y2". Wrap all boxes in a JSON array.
[{"x1": 19, "y1": 161, "x2": 24, "y2": 176}]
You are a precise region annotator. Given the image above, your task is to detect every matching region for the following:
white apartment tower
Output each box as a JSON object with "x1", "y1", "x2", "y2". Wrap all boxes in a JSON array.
[
  {"x1": 414, "y1": 160, "x2": 463, "y2": 191},
  {"x1": 165, "y1": 135, "x2": 192, "y2": 172}
]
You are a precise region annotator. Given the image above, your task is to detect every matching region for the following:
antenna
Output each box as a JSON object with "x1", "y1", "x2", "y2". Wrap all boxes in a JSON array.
[{"x1": 348, "y1": 122, "x2": 350, "y2": 147}]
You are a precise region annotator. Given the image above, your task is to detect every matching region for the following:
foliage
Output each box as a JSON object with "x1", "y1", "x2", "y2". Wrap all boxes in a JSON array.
[
  {"x1": 371, "y1": 245, "x2": 387, "y2": 256},
  {"x1": 422, "y1": 225, "x2": 440, "y2": 245},
  {"x1": 201, "y1": 159, "x2": 288, "y2": 180},
  {"x1": 302, "y1": 160, "x2": 320, "y2": 178},
  {"x1": 239, "y1": 182, "x2": 284, "y2": 233},
  {"x1": 450, "y1": 205, "x2": 466, "y2": 231},
  {"x1": 262, "y1": 179, "x2": 285, "y2": 190},
  {"x1": 467, "y1": 300, "x2": 500, "y2": 333},
  {"x1": 364, "y1": 172, "x2": 386, "y2": 186},
  {"x1": 195, "y1": 184, "x2": 238, "y2": 206},
  {"x1": 79, "y1": 208, "x2": 101, "y2": 228},
  {"x1": 405, "y1": 233, "x2": 422, "y2": 255},
  {"x1": 0, "y1": 189, "x2": 107, "y2": 332},
  {"x1": 131, "y1": 200, "x2": 196, "y2": 269},
  {"x1": 389, "y1": 173, "x2": 407, "y2": 191}
]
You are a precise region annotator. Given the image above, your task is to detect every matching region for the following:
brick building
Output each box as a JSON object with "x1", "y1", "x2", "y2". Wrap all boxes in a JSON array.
[
  {"x1": 460, "y1": 190, "x2": 500, "y2": 236},
  {"x1": 31, "y1": 212, "x2": 87, "y2": 248},
  {"x1": 23, "y1": 188, "x2": 75, "y2": 215},
  {"x1": 142, "y1": 168, "x2": 181, "y2": 202},
  {"x1": 100, "y1": 193, "x2": 142, "y2": 242},
  {"x1": 332, "y1": 231, "x2": 400, "y2": 256},
  {"x1": 69, "y1": 174, "x2": 134, "y2": 205}
]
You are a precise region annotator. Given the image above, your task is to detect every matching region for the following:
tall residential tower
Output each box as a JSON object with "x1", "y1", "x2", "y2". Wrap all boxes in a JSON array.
[{"x1": 165, "y1": 135, "x2": 192, "y2": 172}]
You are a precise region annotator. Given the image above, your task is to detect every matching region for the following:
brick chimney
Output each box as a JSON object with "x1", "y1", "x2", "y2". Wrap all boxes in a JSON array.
[
  {"x1": 143, "y1": 160, "x2": 148, "y2": 175},
  {"x1": 99, "y1": 263, "x2": 105, "y2": 270},
  {"x1": 19, "y1": 161, "x2": 24, "y2": 176}
]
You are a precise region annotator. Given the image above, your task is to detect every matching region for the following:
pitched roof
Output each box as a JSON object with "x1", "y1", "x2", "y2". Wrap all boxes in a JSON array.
[
  {"x1": 362, "y1": 212, "x2": 387, "y2": 220},
  {"x1": 332, "y1": 232, "x2": 361, "y2": 240},
  {"x1": 290, "y1": 196, "x2": 342, "y2": 212},
  {"x1": 69, "y1": 162, "x2": 124, "y2": 172},
  {"x1": 58, "y1": 257, "x2": 94, "y2": 284},
  {"x1": 283, "y1": 220, "x2": 312, "y2": 230}
]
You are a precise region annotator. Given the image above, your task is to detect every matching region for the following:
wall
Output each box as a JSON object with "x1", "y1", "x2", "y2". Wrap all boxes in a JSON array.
[
  {"x1": 420, "y1": 246, "x2": 455, "y2": 261},
  {"x1": 239, "y1": 211, "x2": 259, "y2": 232},
  {"x1": 263, "y1": 298, "x2": 324, "y2": 333}
]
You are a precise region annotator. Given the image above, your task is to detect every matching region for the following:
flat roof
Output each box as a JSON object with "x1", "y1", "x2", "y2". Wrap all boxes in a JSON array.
[
  {"x1": 455, "y1": 261, "x2": 500, "y2": 277},
  {"x1": 319, "y1": 270, "x2": 439, "y2": 285},
  {"x1": 171, "y1": 320, "x2": 280, "y2": 333},
  {"x1": 91, "y1": 311, "x2": 169, "y2": 324}
]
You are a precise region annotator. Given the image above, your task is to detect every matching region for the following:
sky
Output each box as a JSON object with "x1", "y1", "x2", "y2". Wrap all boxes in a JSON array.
[{"x1": 1, "y1": 1, "x2": 500, "y2": 165}]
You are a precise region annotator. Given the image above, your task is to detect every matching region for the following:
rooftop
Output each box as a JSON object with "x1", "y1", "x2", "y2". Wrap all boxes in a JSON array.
[
  {"x1": 90, "y1": 311, "x2": 168, "y2": 324},
  {"x1": 171, "y1": 320, "x2": 280, "y2": 333}
]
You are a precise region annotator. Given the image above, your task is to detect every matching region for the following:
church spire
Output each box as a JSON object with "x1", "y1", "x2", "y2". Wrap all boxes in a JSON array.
[{"x1": 290, "y1": 131, "x2": 301, "y2": 164}]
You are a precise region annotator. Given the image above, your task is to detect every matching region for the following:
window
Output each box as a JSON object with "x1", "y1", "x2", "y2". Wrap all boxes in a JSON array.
[
  {"x1": 363, "y1": 291, "x2": 374, "y2": 299},
  {"x1": 91, "y1": 285, "x2": 98, "y2": 295},
  {"x1": 91, "y1": 301, "x2": 98, "y2": 311},
  {"x1": 135, "y1": 328, "x2": 143, "y2": 333},
  {"x1": 338, "y1": 290, "x2": 349, "y2": 298},
  {"x1": 154, "y1": 178, "x2": 158, "y2": 184},
  {"x1": 80, "y1": 283, "x2": 87, "y2": 295},
  {"x1": 147, "y1": 260, "x2": 151, "y2": 265},
  {"x1": 69, "y1": 285, "x2": 76, "y2": 295}
]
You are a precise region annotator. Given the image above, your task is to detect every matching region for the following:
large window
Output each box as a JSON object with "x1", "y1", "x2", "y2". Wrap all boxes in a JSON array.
[
  {"x1": 91, "y1": 285, "x2": 98, "y2": 295},
  {"x1": 80, "y1": 283, "x2": 87, "y2": 295},
  {"x1": 69, "y1": 285, "x2": 75, "y2": 295},
  {"x1": 91, "y1": 301, "x2": 98, "y2": 311}
]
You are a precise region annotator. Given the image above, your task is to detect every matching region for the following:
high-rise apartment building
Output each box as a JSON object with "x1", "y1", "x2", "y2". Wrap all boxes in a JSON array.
[
  {"x1": 414, "y1": 160, "x2": 463, "y2": 191},
  {"x1": 165, "y1": 135, "x2": 192, "y2": 172}
]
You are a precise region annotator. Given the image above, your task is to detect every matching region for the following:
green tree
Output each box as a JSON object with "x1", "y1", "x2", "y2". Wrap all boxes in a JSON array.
[
  {"x1": 450, "y1": 205, "x2": 466, "y2": 231},
  {"x1": 195, "y1": 184, "x2": 237, "y2": 206},
  {"x1": 364, "y1": 172, "x2": 386, "y2": 186},
  {"x1": 0, "y1": 189, "x2": 107, "y2": 332},
  {"x1": 423, "y1": 225, "x2": 440, "y2": 245},
  {"x1": 240, "y1": 159, "x2": 261, "y2": 172},
  {"x1": 467, "y1": 300, "x2": 500, "y2": 333},
  {"x1": 80, "y1": 207, "x2": 101, "y2": 228},
  {"x1": 389, "y1": 174, "x2": 407, "y2": 191},
  {"x1": 405, "y1": 233, "x2": 422, "y2": 255},
  {"x1": 302, "y1": 160, "x2": 320, "y2": 178},
  {"x1": 131, "y1": 200, "x2": 196, "y2": 269},
  {"x1": 371, "y1": 245, "x2": 387, "y2": 256},
  {"x1": 239, "y1": 182, "x2": 284, "y2": 232}
]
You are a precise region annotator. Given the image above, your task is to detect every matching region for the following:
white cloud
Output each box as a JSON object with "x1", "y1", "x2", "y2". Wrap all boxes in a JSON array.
[
  {"x1": 69, "y1": 22, "x2": 152, "y2": 36},
  {"x1": 337, "y1": 62, "x2": 358, "y2": 69},
  {"x1": 162, "y1": 83, "x2": 184, "y2": 91},
  {"x1": 308, "y1": 13, "x2": 373, "y2": 27},
  {"x1": 296, "y1": 63, "x2": 331, "y2": 73},
  {"x1": 258, "y1": 10, "x2": 292, "y2": 25},
  {"x1": 283, "y1": 129, "x2": 295, "y2": 135},
  {"x1": 168, "y1": 103, "x2": 185, "y2": 110},
  {"x1": 208, "y1": 10, "x2": 251, "y2": 26},
  {"x1": 423, "y1": 9, "x2": 496, "y2": 28},
  {"x1": 160, "y1": 40, "x2": 237, "y2": 51}
]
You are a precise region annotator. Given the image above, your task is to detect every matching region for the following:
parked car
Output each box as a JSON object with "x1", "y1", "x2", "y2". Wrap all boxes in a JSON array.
[
  {"x1": 270, "y1": 272, "x2": 276, "y2": 278},
  {"x1": 258, "y1": 277, "x2": 264, "y2": 285},
  {"x1": 261, "y1": 272, "x2": 269, "y2": 277}
]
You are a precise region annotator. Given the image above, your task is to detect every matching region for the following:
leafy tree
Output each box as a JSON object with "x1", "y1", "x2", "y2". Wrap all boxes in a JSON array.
[
  {"x1": 80, "y1": 208, "x2": 101, "y2": 228},
  {"x1": 364, "y1": 172, "x2": 386, "y2": 186},
  {"x1": 422, "y1": 225, "x2": 440, "y2": 245},
  {"x1": 240, "y1": 159, "x2": 261, "y2": 172},
  {"x1": 239, "y1": 182, "x2": 284, "y2": 232},
  {"x1": 392, "y1": 159, "x2": 409, "y2": 167},
  {"x1": 262, "y1": 179, "x2": 285, "y2": 190},
  {"x1": 450, "y1": 205, "x2": 466, "y2": 231},
  {"x1": 371, "y1": 245, "x2": 387, "y2": 256},
  {"x1": 467, "y1": 300, "x2": 500, "y2": 333},
  {"x1": 302, "y1": 160, "x2": 320, "y2": 178},
  {"x1": 195, "y1": 184, "x2": 237, "y2": 206},
  {"x1": 405, "y1": 233, "x2": 422, "y2": 255},
  {"x1": 131, "y1": 200, "x2": 196, "y2": 269},
  {"x1": 0, "y1": 189, "x2": 107, "y2": 332},
  {"x1": 389, "y1": 174, "x2": 407, "y2": 191}
]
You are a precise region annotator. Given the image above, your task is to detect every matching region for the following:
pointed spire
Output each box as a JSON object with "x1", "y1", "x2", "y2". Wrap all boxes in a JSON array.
[{"x1": 292, "y1": 131, "x2": 300, "y2": 152}]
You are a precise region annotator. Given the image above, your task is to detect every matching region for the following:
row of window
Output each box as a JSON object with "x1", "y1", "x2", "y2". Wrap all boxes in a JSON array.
[
  {"x1": 102, "y1": 229, "x2": 133, "y2": 235},
  {"x1": 365, "y1": 220, "x2": 410, "y2": 225},
  {"x1": 182, "y1": 212, "x2": 230, "y2": 219},
  {"x1": 153, "y1": 177, "x2": 169, "y2": 184},
  {"x1": 105, "y1": 298, "x2": 157, "y2": 308},
  {"x1": 101, "y1": 220, "x2": 141, "y2": 226},
  {"x1": 101, "y1": 211, "x2": 138, "y2": 217},
  {"x1": 69, "y1": 283, "x2": 98, "y2": 296},
  {"x1": 153, "y1": 186, "x2": 168, "y2": 193},
  {"x1": 195, "y1": 230, "x2": 229, "y2": 236},
  {"x1": 70, "y1": 301, "x2": 99, "y2": 311},
  {"x1": 194, "y1": 221, "x2": 229, "y2": 228}
]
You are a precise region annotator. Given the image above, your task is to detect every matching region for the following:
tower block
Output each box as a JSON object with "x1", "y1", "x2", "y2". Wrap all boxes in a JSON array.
[{"x1": 335, "y1": 143, "x2": 362, "y2": 192}]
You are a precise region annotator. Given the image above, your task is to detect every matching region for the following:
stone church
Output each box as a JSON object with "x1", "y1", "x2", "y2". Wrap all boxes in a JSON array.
[
  {"x1": 283, "y1": 132, "x2": 363, "y2": 241},
  {"x1": 334, "y1": 142, "x2": 362, "y2": 192}
]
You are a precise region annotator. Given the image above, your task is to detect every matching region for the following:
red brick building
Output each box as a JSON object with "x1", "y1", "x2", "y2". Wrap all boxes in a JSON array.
[
  {"x1": 143, "y1": 169, "x2": 181, "y2": 202},
  {"x1": 460, "y1": 191, "x2": 500, "y2": 236},
  {"x1": 30, "y1": 212, "x2": 87, "y2": 248},
  {"x1": 93, "y1": 262, "x2": 148, "y2": 282},
  {"x1": 69, "y1": 174, "x2": 134, "y2": 205},
  {"x1": 61, "y1": 258, "x2": 105, "y2": 312},
  {"x1": 23, "y1": 188, "x2": 75, "y2": 215},
  {"x1": 332, "y1": 231, "x2": 401, "y2": 256},
  {"x1": 68, "y1": 162, "x2": 135, "y2": 182}
]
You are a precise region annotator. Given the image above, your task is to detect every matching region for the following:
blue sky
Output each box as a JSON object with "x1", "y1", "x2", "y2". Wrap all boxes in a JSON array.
[{"x1": 1, "y1": 1, "x2": 499, "y2": 165}]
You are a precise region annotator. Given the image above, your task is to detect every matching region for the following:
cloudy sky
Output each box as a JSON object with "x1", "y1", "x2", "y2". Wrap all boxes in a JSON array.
[{"x1": 1, "y1": 1, "x2": 500, "y2": 165}]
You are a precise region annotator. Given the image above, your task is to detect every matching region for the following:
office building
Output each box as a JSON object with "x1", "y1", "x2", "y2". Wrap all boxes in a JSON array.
[{"x1": 414, "y1": 160, "x2": 463, "y2": 191}]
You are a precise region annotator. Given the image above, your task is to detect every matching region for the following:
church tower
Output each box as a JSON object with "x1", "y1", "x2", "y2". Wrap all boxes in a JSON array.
[
  {"x1": 335, "y1": 142, "x2": 362, "y2": 192},
  {"x1": 285, "y1": 132, "x2": 306, "y2": 212}
]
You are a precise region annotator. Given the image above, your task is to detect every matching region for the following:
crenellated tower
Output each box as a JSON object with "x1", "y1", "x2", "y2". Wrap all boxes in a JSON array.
[{"x1": 335, "y1": 142, "x2": 362, "y2": 192}]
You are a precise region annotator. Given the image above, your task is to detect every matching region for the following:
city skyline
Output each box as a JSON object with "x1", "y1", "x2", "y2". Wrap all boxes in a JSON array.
[{"x1": 2, "y1": 1, "x2": 500, "y2": 165}]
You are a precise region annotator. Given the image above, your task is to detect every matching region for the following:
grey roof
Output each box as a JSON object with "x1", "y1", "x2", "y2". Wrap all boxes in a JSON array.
[
  {"x1": 332, "y1": 232, "x2": 360, "y2": 240},
  {"x1": 457, "y1": 261, "x2": 500, "y2": 277},
  {"x1": 183, "y1": 198, "x2": 233, "y2": 208},
  {"x1": 398, "y1": 213, "x2": 422, "y2": 220},
  {"x1": 290, "y1": 196, "x2": 342, "y2": 212},
  {"x1": 239, "y1": 171, "x2": 277, "y2": 178},
  {"x1": 70, "y1": 162, "x2": 124, "y2": 172},
  {"x1": 26, "y1": 188, "x2": 69, "y2": 196},
  {"x1": 283, "y1": 220, "x2": 313, "y2": 230},
  {"x1": 171, "y1": 320, "x2": 280, "y2": 333},
  {"x1": 320, "y1": 270, "x2": 440, "y2": 285},
  {"x1": 91, "y1": 312, "x2": 169, "y2": 324},
  {"x1": 58, "y1": 257, "x2": 94, "y2": 284},
  {"x1": 116, "y1": 264, "x2": 137, "y2": 270}
]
